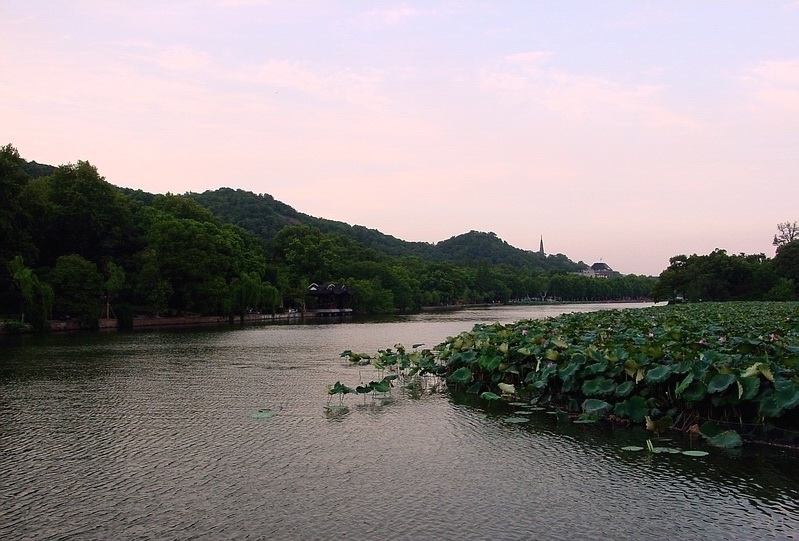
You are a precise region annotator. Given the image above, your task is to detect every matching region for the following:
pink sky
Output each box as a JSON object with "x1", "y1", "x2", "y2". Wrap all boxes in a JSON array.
[{"x1": 3, "y1": 2, "x2": 799, "y2": 276}]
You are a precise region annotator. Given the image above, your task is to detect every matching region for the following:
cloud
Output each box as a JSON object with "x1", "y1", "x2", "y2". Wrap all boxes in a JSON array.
[
  {"x1": 742, "y1": 58, "x2": 799, "y2": 113},
  {"x1": 355, "y1": 6, "x2": 426, "y2": 27},
  {"x1": 479, "y1": 53, "x2": 700, "y2": 129}
]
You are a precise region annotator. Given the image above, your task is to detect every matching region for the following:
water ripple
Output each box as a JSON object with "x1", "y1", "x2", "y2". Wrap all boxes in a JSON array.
[{"x1": 2, "y1": 316, "x2": 799, "y2": 540}]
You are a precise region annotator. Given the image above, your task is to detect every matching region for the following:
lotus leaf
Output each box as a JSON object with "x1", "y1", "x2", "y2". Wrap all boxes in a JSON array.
[
  {"x1": 621, "y1": 446, "x2": 645, "y2": 452},
  {"x1": 505, "y1": 416, "x2": 529, "y2": 423},
  {"x1": 774, "y1": 378, "x2": 799, "y2": 411},
  {"x1": 448, "y1": 367, "x2": 473, "y2": 384},
  {"x1": 681, "y1": 380, "x2": 707, "y2": 402},
  {"x1": 582, "y1": 360, "x2": 609, "y2": 376},
  {"x1": 704, "y1": 430, "x2": 743, "y2": 449},
  {"x1": 645, "y1": 365, "x2": 672, "y2": 384},
  {"x1": 698, "y1": 421, "x2": 723, "y2": 438},
  {"x1": 675, "y1": 373, "x2": 694, "y2": 396},
  {"x1": 582, "y1": 399, "x2": 613, "y2": 415},
  {"x1": 736, "y1": 376, "x2": 760, "y2": 401},
  {"x1": 323, "y1": 405, "x2": 348, "y2": 412},
  {"x1": 581, "y1": 377, "x2": 616, "y2": 396},
  {"x1": 615, "y1": 380, "x2": 635, "y2": 397},
  {"x1": 681, "y1": 450, "x2": 709, "y2": 457},
  {"x1": 478, "y1": 354, "x2": 503, "y2": 372},
  {"x1": 707, "y1": 373, "x2": 736, "y2": 394},
  {"x1": 559, "y1": 360, "x2": 581, "y2": 380},
  {"x1": 613, "y1": 396, "x2": 649, "y2": 422},
  {"x1": 480, "y1": 391, "x2": 501, "y2": 401},
  {"x1": 498, "y1": 383, "x2": 516, "y2": 395},
  {"x1": 251, "y1": 409, "x2": 277, "y2": 419}
]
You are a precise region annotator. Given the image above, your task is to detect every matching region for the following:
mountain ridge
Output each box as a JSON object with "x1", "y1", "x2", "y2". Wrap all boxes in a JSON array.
[{"x1": 185, "y1": 187, "x2": 586, "y2": 272}]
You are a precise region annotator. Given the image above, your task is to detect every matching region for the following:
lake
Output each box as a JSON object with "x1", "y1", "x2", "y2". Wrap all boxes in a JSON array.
[{"x1": 1, "y1": 303, "x2": 798, "y2": 540}]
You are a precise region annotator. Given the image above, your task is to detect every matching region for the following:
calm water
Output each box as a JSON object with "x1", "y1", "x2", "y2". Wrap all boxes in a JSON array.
[{"x1": 1, "y1": 303, "x2": 798, "y2": 540}]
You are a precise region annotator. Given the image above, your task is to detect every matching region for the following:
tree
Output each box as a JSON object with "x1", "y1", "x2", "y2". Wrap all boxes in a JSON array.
[
  {"x1": 48, "y1": 254, "x2": 104, "y2": 327},
  {"x1": 21, "y1": 161, "x2": 136, "y2": 267},
  {"x1": 773, "y1": 240, "x2": 799, "y2": 296},
  {"x1": 6, "y1": 255, "x2": 53, "y2": 326},
  {"x1": 773, "y1": 221, "x2": 799, "y2": 247},
  {"x1": 103, "y1": 261, "x2": 126, "y2": 319},
  {"x1": 0, "y1": 144, "x2": 36, "y2": 265}
]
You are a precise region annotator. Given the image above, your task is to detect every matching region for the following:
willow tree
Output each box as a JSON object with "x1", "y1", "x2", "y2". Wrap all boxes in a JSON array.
[{"x1": 7, "y1": 255, "x2": 53, "y2": 329}]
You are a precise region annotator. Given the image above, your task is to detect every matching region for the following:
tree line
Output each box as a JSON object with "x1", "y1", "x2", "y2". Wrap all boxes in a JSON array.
[
  {"x1": 651, "y1": 223, "x2": 799, "y2": 302},
  {"x1": 1, "y1": 144, "x2": 655, "y2": 330}
]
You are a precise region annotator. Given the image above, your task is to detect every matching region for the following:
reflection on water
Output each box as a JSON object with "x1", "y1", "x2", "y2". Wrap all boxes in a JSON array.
[{"x1": 1, "y1": 303, "x2": 798, "y2": 540}]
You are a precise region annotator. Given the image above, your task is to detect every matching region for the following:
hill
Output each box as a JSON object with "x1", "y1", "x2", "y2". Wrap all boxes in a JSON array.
[{"x1": 187, "y1": 188, "x2": 584, "y2": 271}]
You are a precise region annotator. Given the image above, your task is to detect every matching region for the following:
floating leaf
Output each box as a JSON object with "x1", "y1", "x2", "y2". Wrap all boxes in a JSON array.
[
  {"x1": 705, "y1": 430, "x2": 743, "y2": 449},
  {"x1": 621, "y1": 446, "x2": 645, "y2": 452},
  {"x1": 505, "y1": 416, "x2": 529, "y2": 423},
  {"x1": 251, "y1": 409, "x2": 277, "y2": 420},
  {"x1": 681, "y1": 450, "x2": 710, "y2": 457},
  {"x1": 480, "y1": 391, "x2": 501, "y2": 401},
  {"x1": 324, "y1": 405, "x2": 348, "y2": 412},
  {"x1": 651, "y1": 447, "x2": 681, "y2": 454}
]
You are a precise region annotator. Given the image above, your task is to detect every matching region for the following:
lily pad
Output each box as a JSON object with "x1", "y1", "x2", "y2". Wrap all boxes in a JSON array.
[
  {"x1": 620, "y1": 446, "x2": 645, "y2": 452},
  {"x1": 251, "y1": 409, "x2": 277, "y2": 419},
  {"x1": 323, "y1": 405, "x2": 348, "y2": 412},
  {"x1": 480, "y1": 391, "x2": 501, "y2": 401},
  {"x1": 505, "y1": 416, "x2": 530, "y2": 423},
  {"x1": 681, "y1": 450, "x2": 710, "y2": 457}
]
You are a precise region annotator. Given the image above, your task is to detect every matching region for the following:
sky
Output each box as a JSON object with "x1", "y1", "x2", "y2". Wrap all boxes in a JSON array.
[{"x1": 3, "y1": 1, "x2": 799, "y2": 276}]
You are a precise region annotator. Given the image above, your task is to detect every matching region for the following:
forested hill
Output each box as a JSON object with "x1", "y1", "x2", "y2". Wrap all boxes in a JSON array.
[
  {"x1": 186, "y1": 188, "x2": 583, "y2": 271},
  {"x1": 184, "y1": 188, "x2": 438, "y2": 261},
  {"x1": 436, "y1": 231, "x2": 584, "y2": 271}
]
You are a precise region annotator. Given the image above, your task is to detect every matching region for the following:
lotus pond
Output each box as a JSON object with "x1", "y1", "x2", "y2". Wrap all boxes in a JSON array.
[
  {"x1": 2, "y1": 303, "x2": 798, "y2": 540},
  {"x1": 333, "y1": 302, "x2": 799, "y2": 449}
]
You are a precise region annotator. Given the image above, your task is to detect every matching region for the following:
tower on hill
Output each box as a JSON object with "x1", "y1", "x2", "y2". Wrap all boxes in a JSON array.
[{"x1": 539, "y1": 236, "x2": 545, "y2": 256}]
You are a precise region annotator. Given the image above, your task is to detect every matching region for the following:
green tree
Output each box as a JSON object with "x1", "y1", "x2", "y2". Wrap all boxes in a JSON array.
[
  {"x1": 102, "y1": 261, "x2": 126, "y2": 319},
  {"x1": 21, "y1": 161, "x2": 136, "y2": 267},
  {"x1": 7, "y1": 255, "x2": 53, "y2": 327},
  {"x1": 48, "y1": 254, "x2": 104, "y2": 327},
  {"x1": 133, "y1": 247, "x2": 172, "y2": 316},
  {"x1": 773, "y1": 240, "x2": 799, "y2": 297}
]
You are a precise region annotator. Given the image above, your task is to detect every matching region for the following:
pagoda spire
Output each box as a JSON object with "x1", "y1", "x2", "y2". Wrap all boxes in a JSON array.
[{"x1": 539, "y1": 235, "x2": 545, "y2": 256}]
